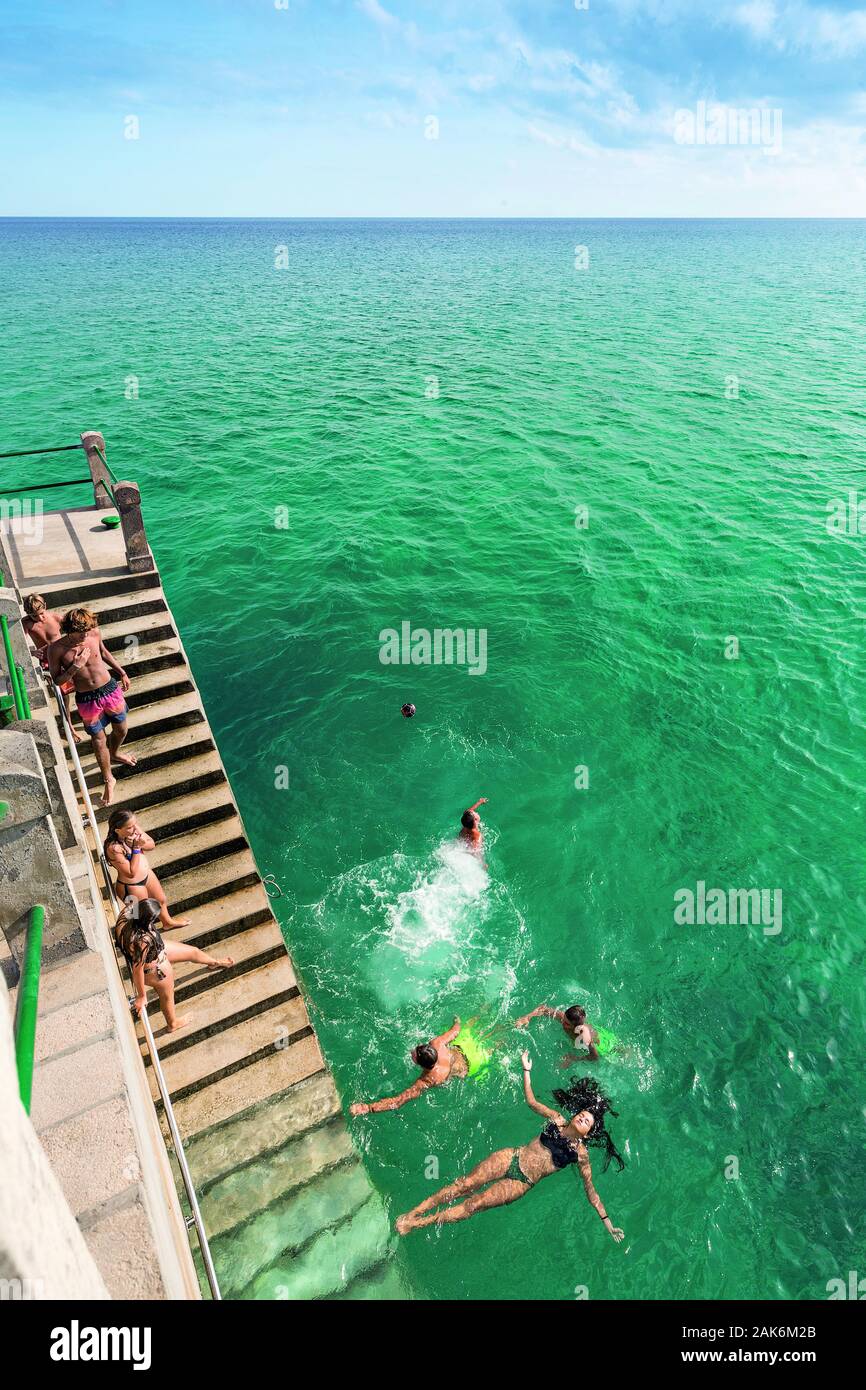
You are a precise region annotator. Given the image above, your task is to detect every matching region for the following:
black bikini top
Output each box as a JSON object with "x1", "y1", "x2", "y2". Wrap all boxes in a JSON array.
[{"x1": 539, "y1": 1122, "x2": 582, "y2": 1169}]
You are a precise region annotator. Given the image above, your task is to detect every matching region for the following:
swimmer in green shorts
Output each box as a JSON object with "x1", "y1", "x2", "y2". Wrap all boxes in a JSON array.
[
  {"x1": 515, "y1": 1003, "x2": 615, "y2": 1063},
  {"x1": 350, "y1": 1016, "x2": 478, "y2": 1115}
]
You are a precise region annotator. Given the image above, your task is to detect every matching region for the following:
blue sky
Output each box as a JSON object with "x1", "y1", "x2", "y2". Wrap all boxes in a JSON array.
[{"x1": 2, "y1": 0, "x2": 865, "y2": 214}]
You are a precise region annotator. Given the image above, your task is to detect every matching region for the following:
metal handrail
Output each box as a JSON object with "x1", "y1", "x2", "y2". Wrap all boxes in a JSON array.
[
  {"x1": 13, "y1": 905, "x2": 45, "y2": 1113},
  {"x1": 49, "y1": 672, "x2": 221, "y2": 1300},
  {"x1": 139, "y1": 1008, "x2": 222, "y2": 1300},
  {"x1": 0, "y1": 445, "x2": 82, "y2": 459}
]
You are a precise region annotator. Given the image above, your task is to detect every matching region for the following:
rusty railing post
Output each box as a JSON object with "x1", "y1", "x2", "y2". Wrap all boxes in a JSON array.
[{"x1": 113, "y1": 480, "x2": 155, "y2": 574}]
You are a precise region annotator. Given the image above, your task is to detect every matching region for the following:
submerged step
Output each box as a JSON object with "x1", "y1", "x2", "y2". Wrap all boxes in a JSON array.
[
  {"x1": 332, "y1": 1260, "x2": 413, "y2": 1301},
  {"x1": 183, "y1": 1070, "x2": 341, "y2": 1192},
  {"x1": 212, "y1": 1161, "x2": 374, "y2": 1298},
  {"x1": 201, "y1": 1116, "x2": 354, "y2": 1240},
  {"x1": 241, "y1": 1188, "x2": 394, "y2": 1302}
]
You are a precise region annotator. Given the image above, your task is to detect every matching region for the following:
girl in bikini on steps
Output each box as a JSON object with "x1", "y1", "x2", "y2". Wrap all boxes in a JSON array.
[
  {"x1": 105, "y1": 808, "x2": 190, "y2": 930},
  {"x1": 115, "y1": 897, "x2": 234, "y2": 1034}
]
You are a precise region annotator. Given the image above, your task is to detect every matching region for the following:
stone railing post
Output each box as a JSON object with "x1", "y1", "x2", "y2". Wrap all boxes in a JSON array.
[
  {"x1": 80, "y1": 430, "x2": 154, "y2": 575},
  {"x1": 114, "y1": 480, "x2": 155, "y2": 574},
  {"x1": 80, "y1": 430, "x2": 113, "y2": 510}
]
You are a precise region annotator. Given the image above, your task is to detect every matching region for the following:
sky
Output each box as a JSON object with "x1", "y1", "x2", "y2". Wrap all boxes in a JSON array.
[{"x1": 1, "y1": 0, "x2": 866, "y2": 215}]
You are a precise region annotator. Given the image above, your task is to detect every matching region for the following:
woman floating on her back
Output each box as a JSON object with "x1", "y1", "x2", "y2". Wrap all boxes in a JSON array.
[{"x1": 396, "y1": 1054, "x2": 625, "y2": 1239}]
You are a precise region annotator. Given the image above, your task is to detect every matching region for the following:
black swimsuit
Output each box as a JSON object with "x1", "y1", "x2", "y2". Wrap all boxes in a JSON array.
[{"x1": 539, "y1": 1123, "x2": 582, "y2": 1169}]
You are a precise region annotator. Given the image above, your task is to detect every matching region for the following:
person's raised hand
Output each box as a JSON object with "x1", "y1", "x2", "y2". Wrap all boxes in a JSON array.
[{"x1": 521, "y1": 1049, "x2": 532, "y2": 1071}]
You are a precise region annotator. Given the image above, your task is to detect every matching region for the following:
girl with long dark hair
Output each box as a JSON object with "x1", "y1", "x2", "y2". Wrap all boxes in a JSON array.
[{"x1": 114, "y1": 897, "x2": 234, "y2": 1033}]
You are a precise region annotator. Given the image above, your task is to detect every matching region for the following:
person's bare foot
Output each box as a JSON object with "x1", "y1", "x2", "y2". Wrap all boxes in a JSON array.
[
  {"x1": 166, "y1": 1016, "x2": 190, "y2": 1033},
  {"x1": 101, "y1": 776, "x2": 116, "y2": 807},
  {"x1": 208, "y1": 956, "x2": 235, "y2": 969},
  {"x1": 163, "y1": 916, "x2": 191, "y2": 929},
  {"x1": 112, "y1": 751, "x2": 137, "y2": 767}
]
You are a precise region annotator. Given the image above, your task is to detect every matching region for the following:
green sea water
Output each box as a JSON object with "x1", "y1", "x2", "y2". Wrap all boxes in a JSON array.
[{"x1": 2, "y1": 219, "x2": 865, "y2": 1301}]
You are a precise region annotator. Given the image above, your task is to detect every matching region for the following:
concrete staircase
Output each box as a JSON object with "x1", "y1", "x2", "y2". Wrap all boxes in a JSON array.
[{"x1": 36, "y1": 562, "x2": 408, "y2": 1299}]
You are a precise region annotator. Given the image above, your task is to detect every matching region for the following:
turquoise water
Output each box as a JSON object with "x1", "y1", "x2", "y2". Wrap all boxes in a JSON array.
[{"x1": 2, "y1": 219, "x2": 865, "y2": 1300}]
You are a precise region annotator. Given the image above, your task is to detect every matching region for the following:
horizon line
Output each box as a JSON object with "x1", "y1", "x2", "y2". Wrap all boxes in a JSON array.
[{"x1": 1, "y1": 214, "x2": 865, "y2": 222}]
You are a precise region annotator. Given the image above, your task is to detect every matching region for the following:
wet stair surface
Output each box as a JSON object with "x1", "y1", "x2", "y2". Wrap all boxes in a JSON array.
[{"x1": 22, "y1": 517, "x2": 410, "y2": 1301}]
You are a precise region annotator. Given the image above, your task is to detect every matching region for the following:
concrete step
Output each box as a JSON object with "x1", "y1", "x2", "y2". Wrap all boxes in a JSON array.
[
  {"x1": 182, "y1": 1071, "x2": 341, "y2": 1193},
  {"x1": 104, "y1": 767, "x2": 230, "y2": 825},
  {"x1": 35, "y1": 989, "x2": 114, "y2": 1064},
  {"x1": 99, "y1": 608, "x2": 176, "y2": 646},
  {"x1": 101, "y1": 632, "x2": 181, "y2": 664},
  {"x1": 124, "y1": 647, "x2": 186, "y2": 682},
  {"x1": 168, "y1": 1035, "x2": 327, "y2": 1139},
  {"x1": 35, "y1": 570, "x2": 163, "y2": 610},
  {"x1": 56, "y1": 689, "x2": 205, "y2": 749},
  {"x1": 162, "y1": 846, "x2": 263, "y2": 916},
  {"x1": 90, "y1": 595, "x2": 169, "y2": 629},
  {"x1": 201, "y1": 1115, "x2": 354, "y2": 1241},
  {"x1": 40, "y1": 1095, "x2": 141, "y2": 1219},
  {"x1": 143, "y1": 949, "x2": 297, "y2": 1042},
  {"x1": 147, "y1": 820, "x2": 249, "y2": 878},
  {"x1": 91, "y1": 749, "x2": 226, "y2": 823},
  {"x1": 124, "y1": 665, "x2": 196, "y2": 711},
  {"x1": 171, "y1": 920, "x2": 285, "y2": 988},
  {"x1": 124, "y1": 785, "x2": 238, "y2": 843},
  {"x1": 174, "y1": 884, "x2": 274, "y2": 941},
  {"x1": 74, "y1": 720, "x2": 215, "y2": 777},
  {"x1": 37, "y1": 948, "x2": 107, "y2": 1016},
  {"x1": 30, "y1": 1035, "x2": 125, "y2": 1131},
  {"x1": 146, "y1": 993, "x2": 310, "y2": 1100},
  {"x1": 113, "y1": 716, "x2": 215, "y2": 768},
  {"x1": 241, "y1": 1187, "x2": 392, "y2": 1301}
]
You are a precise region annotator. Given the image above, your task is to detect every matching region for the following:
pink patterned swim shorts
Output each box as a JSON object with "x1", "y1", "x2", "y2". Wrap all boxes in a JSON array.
[{"x1": 76, "y1": 678, "x2": 127, "y2": 735}]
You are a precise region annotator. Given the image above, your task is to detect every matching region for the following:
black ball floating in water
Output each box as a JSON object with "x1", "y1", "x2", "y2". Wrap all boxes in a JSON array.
[{"x1": 401, "y1": 703, "x2": 416, "y2": 718}]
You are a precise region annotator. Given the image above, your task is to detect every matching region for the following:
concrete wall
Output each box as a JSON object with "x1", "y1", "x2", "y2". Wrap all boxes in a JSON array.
[
  {"x1": 0, "y1": 731, "x2": 85, "y2": 964},
  {"x1": 0, "y1": 970, "x2": 108, "y2": 1300}
]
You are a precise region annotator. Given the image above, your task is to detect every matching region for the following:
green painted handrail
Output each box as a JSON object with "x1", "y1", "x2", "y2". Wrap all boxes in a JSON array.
[
  {"x1": 94, "y1": 444, "x2": 120, "y2": 488},
  {"x1": 14, "y1": 906, "x2": 45, "y2": 1113},
  {"x1": 0, "y1": 614, "x2": 25, "y2": 719},
  {"x1": 15, "y1": 665, "x2": 31, "y2": 719}
]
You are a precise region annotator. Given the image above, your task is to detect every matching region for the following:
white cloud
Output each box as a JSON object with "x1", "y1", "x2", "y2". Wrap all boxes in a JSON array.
[{"x1": 733, "y1": 1, "x2": 778, "y2": 40}]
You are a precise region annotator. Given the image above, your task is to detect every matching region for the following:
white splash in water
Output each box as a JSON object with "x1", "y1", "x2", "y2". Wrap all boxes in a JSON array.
[{"x1": 385, "y1": 841, "x2": 488, "y2": 959}]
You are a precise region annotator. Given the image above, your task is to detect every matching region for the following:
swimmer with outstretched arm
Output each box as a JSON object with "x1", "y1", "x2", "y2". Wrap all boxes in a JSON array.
[
  {"x1": 459, "y1": 796, "x2": 488, "y2": 857},
  {"x1": 350, "y1": 1017, "x2": 468, "y2": 1115},
  {"x1": 515, "y1": 1003, "x2": 601, "y2": 1062},
  {"x1": 396, "y1": 1053, "x2": 624, "y2": 1238}
]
